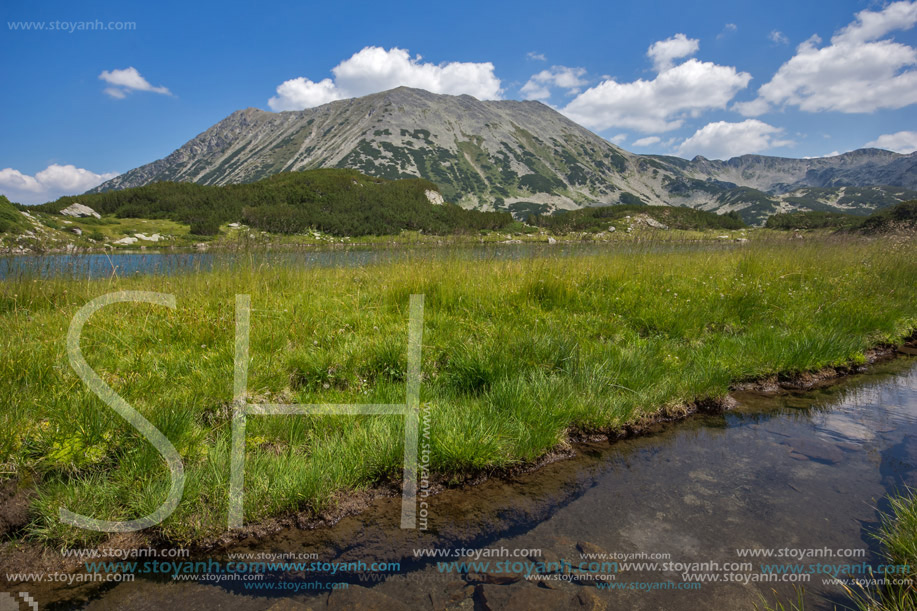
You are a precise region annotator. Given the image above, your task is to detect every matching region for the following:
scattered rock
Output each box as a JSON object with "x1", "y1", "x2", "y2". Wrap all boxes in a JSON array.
[
  {"x1": 633, "y1": 213, "x2": 668, "y2": 230},
  {"x1": 327, "y1": 585, "x2": 409, "y2": 610},
  {"x1": 429, "y1": 581, "x2": 474, "y2": 609},
  {"x1": 576, "y1": 589, "x2": 608, "y2": 611},
  {"x1": 133, "y1": 233, "x2": 161, "y2": 242},
  {"x1": 735, "y1": 237, "x2": 748, "y2": 243},
  {"x1": 547, "y1": 237, "x2": 557, "y2": 244},
  {"x1": 265, "y1": 599, "x2": 318, "y2": 611},
  {"x1": 607, "y1": 225, "x2": 615, "y2": 232},
  {"x1": 465, "y1": 566, "x2": 525, "y2": 585},
  {"x1": 478, "y1": 583, "x2": 572, "y2": 610},
  {"x1": 70, "y1": 227, "x2": 82, "y2": 236},
  {"x1": 60, "y1": 203, "x2": 101, "y2": 219},
  {"x1": 113, "y1": 236, "x2": 138, "y2": 245},
  {"x1": 425, "y1": 190, "x2": 444, "y2": 205},
  {"x1": 782, "y1": 438, "x2": 844, "y2": 464},
  {"x1": 576, "y1": 541, "x2": 606, "y2": 557}
]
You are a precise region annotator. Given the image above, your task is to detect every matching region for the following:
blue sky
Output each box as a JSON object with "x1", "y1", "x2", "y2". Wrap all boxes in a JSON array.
[{"x1": 2, "y1": 0, "x2": 916, "y2": 204}]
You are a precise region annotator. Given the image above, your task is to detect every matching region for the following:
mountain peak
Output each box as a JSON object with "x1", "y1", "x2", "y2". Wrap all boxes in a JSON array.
[{"x1": 86, "y1": 88, "x2": 916, "y2": 224}]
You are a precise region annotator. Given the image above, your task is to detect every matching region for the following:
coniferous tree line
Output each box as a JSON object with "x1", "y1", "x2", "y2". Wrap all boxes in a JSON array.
[
  {"x1": 31, "y1": 169, "x2": 513, "y2": 236},
  {"x1": 533, "y1": 203, "x2": 746, "y2": 232}
]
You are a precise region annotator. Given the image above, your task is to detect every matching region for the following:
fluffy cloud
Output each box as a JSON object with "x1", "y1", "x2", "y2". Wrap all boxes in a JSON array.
[
  {"x1": 562, "y1": 58, "x2": 751, "y2": 133},
  {"x1": 736, "y1": 1, "x2": 917, "y2": 115},
  {"x1": 677, "y1": 120, "x2": 793, "y2": 159},
  {"x1": 527, "y1": 51, "x2": 547, "y2": 61},
  {"x1": 520, "y1": 66, "x2": 588, "y2": 100},
  {"x1": 632, "y1": 136, "x2": 661, "y2": 147},
  {"x1": 99, "y1": 67, "x2": 171, "y2": 98},
  {"x1": 866, "y1": 130, "x2": 917, "y2": 153},
  {"x1": 647, "y1": 33, "x2": 699, "y2": 71},
  {"x1": 269, "y1": 78, "x2": 342, "y2": 110},
  {"x1": 0, "y1": 164, "x2": 118, "y2": 205},
  {"x1": 268, "y1": 47, "x2": 502, "y2": 111}
]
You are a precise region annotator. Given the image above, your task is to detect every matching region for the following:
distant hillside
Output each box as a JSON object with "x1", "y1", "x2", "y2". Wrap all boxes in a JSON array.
[
  {"x1": 666, "y1": 148, "x2": 917, "y2": 193},
  {"x1": 766, "y1": 200, "x2": 917, "y2": 233},
  {"x1": 694, "y1": 185, "x2": 917, "y2": 226},
  {"x1": 36, "y1": 169, "x2": 512, "y2": 236},
  {"x1": 533, "y1": 204, "x2": 745, "y2": 233},
  {"x1": 0, "y1": 195, "x2": 27, "y2": 234},
  {"x1": 83, "y1": 87, "x2": 917, "y2": 225}
]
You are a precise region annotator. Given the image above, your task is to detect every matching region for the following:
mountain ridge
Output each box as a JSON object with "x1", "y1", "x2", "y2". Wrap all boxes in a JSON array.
[{"x1": 88, "y1": 87, "x2": 917, "y2": 224}]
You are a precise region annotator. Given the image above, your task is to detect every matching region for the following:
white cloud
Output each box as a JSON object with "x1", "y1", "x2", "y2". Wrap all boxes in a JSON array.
[
  {"x1": 269, "y1": 78, "x2": 343, "y2": 110},
  {"x1": 717, "y1": 23, "x2": 738, "y2": 40},
  {"x1": 803, "y1": 150, "x2": 842, "y2": 159},
  {"x1": 736, "y1": 1, "x2": 917, "y2": 115},
  {"x1": 520, "y1": 66, "x2": 588, "y2": 100},
  {"x1": 677, "y1": 119, "x2": 793, "y2": 159},
  {"x1": 608, "y1": 133, "x2": 628, "y2": 145},
  {"x1": 268, "y1": 47, "x2": 502, "y2": 111},
  {"x1": 769, "y1": 30, "x2": 789, "y2": 45},
  {"x1": 866, "y1": 130, "x2": 917, "y2": 153},
  {"x1": 527, "y1": 51, "x2": 547, "y2": 61},
  {"x1": 632, "y1": 136, "x2": 661, "y2": 147},
  {"x1": 647, "y1": 33, "x2": 700, "y2": 71},
  {"x1": 563, "y1": 58, "x2": 751, "y2": 133},
  {"x1": 0, "y1": 164, "x2": 118, "y2": 205},
  {"x1": 833, "y1": 1, "x2": 917, "y2": 45},
  {"x1": 99, "y1": 67, "x2": 171, "y2": 98}
]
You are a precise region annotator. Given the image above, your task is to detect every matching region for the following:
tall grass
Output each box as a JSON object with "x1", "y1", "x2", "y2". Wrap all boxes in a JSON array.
[
  {"x1": 842, "y1": 489, "x2": 917, "y2": 610},
  {"x1": 1, "y1": 237, "x2": 915, "y2": 545}
]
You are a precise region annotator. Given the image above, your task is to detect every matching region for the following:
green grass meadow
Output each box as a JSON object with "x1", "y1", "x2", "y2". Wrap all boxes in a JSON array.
[{"x1": 1, "y1": 237, "x2": 916, "y2": 546}]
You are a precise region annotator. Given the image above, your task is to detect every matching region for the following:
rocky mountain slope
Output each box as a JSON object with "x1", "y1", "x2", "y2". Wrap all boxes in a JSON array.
[
  {"x1": 89, "y1": 87, "x2": 917, "y2": 224},
  {"x1": 658, "y1": 148, "x2": 917, "y2": 193}
]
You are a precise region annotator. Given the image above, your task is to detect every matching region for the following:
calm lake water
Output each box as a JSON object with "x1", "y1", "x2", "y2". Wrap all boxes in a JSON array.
[
  {"x1": 17, "y1": 357, "x2": 917, "y2": 610},
  {"x1": 0, "y1": 242, "x2": 734, "y2": 279}
]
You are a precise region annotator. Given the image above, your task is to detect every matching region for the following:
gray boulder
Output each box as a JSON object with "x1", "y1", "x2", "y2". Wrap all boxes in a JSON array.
[{"x1": 61, "y1": 203, "x2": 101, "y2": 219}]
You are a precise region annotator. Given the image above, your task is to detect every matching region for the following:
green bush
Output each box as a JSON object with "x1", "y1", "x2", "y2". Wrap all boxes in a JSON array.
[{"x1": 189, "y1": 216, "x2": 221, "y2": 236}]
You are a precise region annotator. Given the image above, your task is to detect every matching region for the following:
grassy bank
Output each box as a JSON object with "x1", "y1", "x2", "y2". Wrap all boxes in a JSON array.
[
  {"x1": 851, "y1": 489, "x2": 917, "y2": 610},
  {"x1": 1, "y1": 237, "x2": 916, "y2": 546},
  {"x1": 758, "y1": 489, "x2": 917, "y2": 611}
]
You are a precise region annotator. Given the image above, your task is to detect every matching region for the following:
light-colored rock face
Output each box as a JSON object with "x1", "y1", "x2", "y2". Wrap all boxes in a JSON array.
[
  {"x1": 424, "y1": 189, "x2": 444, "y2": 206},
  {"x1": 113, "y1": 236, "x2": 138, "y2": 245},
  {"x1": 632, "y1": 214, "x2": 668, "y2": 230},
  {"x1": 61, "y1": 203, "x2": 101, "y2": 219}
]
